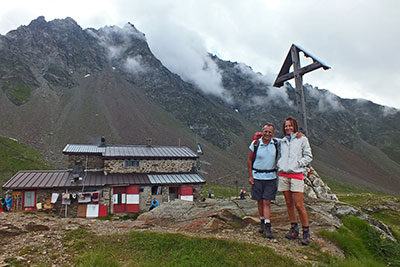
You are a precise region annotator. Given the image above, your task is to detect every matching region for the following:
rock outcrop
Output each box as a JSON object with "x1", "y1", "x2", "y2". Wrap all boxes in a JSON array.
[
  {"x1": 304, "y1": 167, "x2": 338, "y2": 201},
  {"x1": 135, "y1": 194, "x2": 397, "y2": 242}
]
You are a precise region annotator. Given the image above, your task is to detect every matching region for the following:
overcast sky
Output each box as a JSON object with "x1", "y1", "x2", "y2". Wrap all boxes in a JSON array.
[{"x1": 1, "y1": 0, "x2": 399, "y2": 109}]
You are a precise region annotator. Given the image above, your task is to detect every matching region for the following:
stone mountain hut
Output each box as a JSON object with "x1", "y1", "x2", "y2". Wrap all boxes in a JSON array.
[{"x1": 2, "y1": 138, "x2": 205, "y2": 217}]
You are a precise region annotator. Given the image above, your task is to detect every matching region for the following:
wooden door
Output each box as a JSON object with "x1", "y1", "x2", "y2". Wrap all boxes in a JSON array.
[{"x1": 113, "y1": 187, "x2": 126, "y2": 213}]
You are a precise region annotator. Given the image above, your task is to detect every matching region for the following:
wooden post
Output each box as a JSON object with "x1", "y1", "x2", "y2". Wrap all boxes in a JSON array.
[
  {"x1": 291, "y1": 45, "x2": 308, "y2": 134},
  {"x1": 274, "y1": 44, "x2": 330, "y2": 136}
]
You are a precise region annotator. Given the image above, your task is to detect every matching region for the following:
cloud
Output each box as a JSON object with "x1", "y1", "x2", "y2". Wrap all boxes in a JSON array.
[
  {"x1": 123, "y1": 55, "x2": 147, "y2": 74},
  {"x1": 234, "y1": 63, "x2": 273, "y2": 85},
  {"x1": 307, "y1": 85, "x2": 344, "y2": 112},
  {"x1": 90, "y1": 16, "x2": 229, "y2": 98},
  {"x1": 235, "y1": 63, "x2": 292, "y2": 105},
  {"x1": 144, "y1": 23, "x2": 229, "y2": 99},
  {"x1": 269, "y1": 86, "x2": 293, "y2": 105},
  {"x1": 88, "y1": 24, "x2": 148, "y2": 74},
  {"x1": 111, "y1": 1, "x2": 231, "y2": 100},
  {"x1": 88, "y1": 24, "x2": 145, "y2": 59},
  {"x1": 382, "y1": 106, "x2": 399, "y2": 117}
]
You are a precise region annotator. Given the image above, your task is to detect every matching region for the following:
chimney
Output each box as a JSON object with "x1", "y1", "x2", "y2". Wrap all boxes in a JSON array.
[
  {"x1": 146, "y1": 138, "x2": 152, "y2": 147},
  {"x1": 99, "y1": 136, "x2": 106, "y2": 147},
  {"x1": 72, "y1": 160, "x2": 83, "y2": 182}
]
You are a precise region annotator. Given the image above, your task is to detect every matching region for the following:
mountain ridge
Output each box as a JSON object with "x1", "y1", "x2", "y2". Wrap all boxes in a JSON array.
[{"x1": 0, "y1": 16, "x2": 399, "y2": 195}]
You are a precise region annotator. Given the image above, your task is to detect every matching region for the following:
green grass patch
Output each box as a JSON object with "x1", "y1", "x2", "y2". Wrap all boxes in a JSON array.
[
  {"x1": 4, "y1": 257, "x2": 24, "y2": 267},
  {"x1": 0, "y1": 136, "x2": 51, "y2": 195},
  {"x1": 10, "y1": 83, "x2": 31, "y2": 102},
  {"x1": 296, "y1": 242, "x2": 337, "y2": 265},
  {"x1": 321, "y1": 216, "x2": 400, "y2": 266},
  {"x1": 322, "y1": 177, "x2": 371, "y2": 194},
  {"x1": 119, "y1": 214, "x2": 140, "y2": 221},
  {"x1": 370, "y1": 209, "x2": 400, "y2": 228},
  {"x1": 338, "y1": 193, "x2": 400, "y2": 242},
  {"x1": 337, "y1": 194, "x2": 374, "y2": 207},
  {"x1": 2, "y1": 82, "x2": 31, "y2": 104},
  {"x1": 370, "y1": 209, "x2": 400, "y2": 241},
  {"x1": 337, "y1": 193, "x2": 398, "y2": 208},
  {"x1": 63, "y1": 228, "x2": 298, "y2": 266},
  {"x1": 19, "y1": 246, "x2": 41, "y2": 255},
  {"x1": 201, "y1": 184, "x2": 237, "y2": 199}
]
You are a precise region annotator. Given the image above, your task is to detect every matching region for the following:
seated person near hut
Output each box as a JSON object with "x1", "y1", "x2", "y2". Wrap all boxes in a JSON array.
[{"x1": 149, "y1": 198, "x2": 159, "y2": 211}]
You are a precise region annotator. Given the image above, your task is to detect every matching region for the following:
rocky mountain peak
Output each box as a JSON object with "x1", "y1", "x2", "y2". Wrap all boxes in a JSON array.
[{"x1": 27, "y1": 16, "x2": 48, "y2": 30}]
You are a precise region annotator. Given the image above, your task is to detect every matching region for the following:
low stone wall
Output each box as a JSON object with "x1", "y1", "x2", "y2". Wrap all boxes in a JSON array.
[
  {"x1": 193, "y1": 184, "x2": 203, "y2": 200},
  {"x1": 104, "y1": 159, "x2": 197, "y2": 173}
]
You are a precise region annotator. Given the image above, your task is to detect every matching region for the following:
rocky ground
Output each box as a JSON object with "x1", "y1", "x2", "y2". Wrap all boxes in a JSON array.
[{"x1": 0, "y1": 196, "x2": 356, "y2": 266}]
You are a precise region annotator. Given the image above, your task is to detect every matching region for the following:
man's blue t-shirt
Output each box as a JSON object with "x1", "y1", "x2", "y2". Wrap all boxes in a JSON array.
[{"x1": 249, "y1": 138, "x2": 280, "y2": 180}]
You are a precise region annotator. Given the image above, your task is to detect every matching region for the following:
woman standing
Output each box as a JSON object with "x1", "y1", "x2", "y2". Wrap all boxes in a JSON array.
[{"x1": 277, "y1": 116, "x2": 313, "y2": 245}]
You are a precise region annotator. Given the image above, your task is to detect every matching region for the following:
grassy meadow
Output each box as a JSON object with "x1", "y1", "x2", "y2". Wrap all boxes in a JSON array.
[
  {"x1": 62, "y1": 229, "x2": 298, "y2": 267},
  {"x1": 0, "y1": 136, "x2": 51, "y2": 195}
]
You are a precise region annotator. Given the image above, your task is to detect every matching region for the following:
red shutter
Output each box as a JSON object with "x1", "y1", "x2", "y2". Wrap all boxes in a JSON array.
[
  {"x1": 180, "y1": 186, "x2": 194, "y2": 201},
  {"x1": 126, "y1": 186, "x2": 139, "y2": 213},
  {"x1": 180, "y1": 186, "x2": 193, "y2": 196},
  {"x1": 98, "y1": 204, "x2": 108, "y2": 217},
  {"x1": 126, "y1": 186, "x2": 139, "y2": 194}
]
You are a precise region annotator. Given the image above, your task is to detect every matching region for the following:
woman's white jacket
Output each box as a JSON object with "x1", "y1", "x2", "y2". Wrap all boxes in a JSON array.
[{"x1": 277, "y1": 132, "x2": 312, "y2": 174}]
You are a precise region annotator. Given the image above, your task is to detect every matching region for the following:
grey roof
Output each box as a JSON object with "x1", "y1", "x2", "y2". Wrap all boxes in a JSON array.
[
  {"x1": 3, "y1": 171, "x2": 204, "y2": 190},
  {"x1": 63, "y1": 144, "x2": 198, "y2": 159},
  {"x1": 63, "y1": 144, "x2": 106, "y2": 154},
  {"x1": 148, "y1": 173, "x2": 205, "y2": 184},
  {"x1": 104, "y1": 146, "x2": 198, "y2": 158}
]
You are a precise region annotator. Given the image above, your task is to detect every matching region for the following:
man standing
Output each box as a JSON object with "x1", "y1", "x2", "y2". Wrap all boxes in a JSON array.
[{"x1": 248, "y1": 123, "x2": 278, "y2": 239}]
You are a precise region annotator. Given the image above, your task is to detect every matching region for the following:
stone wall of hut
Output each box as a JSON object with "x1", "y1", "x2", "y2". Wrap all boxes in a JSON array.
[
  {"x1": 67, "y1": 155, "x2": 104, "y2": 169},
  {"x1": 104, "y1": 159, "x2": 197, "y2": 173}
]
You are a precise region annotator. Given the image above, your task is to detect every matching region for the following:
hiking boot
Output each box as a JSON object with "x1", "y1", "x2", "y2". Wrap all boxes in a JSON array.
[
  {"x1": 285, "y1": 224, "x2": 299, "y2": 239},
  {"x1": 301, "y1": 229, "x2": 311, "y2": 246},
  {"x1": 258, "y1": 220, "x2": 265, "y2": 234},
  {"x1": 264, "y1": 223, "x2": 274, "y2": 239}
]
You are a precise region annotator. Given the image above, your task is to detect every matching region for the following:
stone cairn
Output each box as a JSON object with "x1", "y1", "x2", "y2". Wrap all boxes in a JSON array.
[{"x1": 303, "y1": 167, "x2": 338, "y2": 201}]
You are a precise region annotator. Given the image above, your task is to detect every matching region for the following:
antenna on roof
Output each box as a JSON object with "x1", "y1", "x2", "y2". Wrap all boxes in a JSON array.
[
  {"x1": 195, "y1": 134, "x2": 204, "y2": 155},
  {"x1": 146, "y1": 138, "x2": 152, "y2": 147},
  {"x1": 99, "y1": 136, "x2": 106, "y2": 147}
]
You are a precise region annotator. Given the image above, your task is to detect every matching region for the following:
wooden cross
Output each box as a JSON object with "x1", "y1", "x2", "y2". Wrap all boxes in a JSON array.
[{"x1": 273, "y1": 44, "x2": 330, "y2": 135}]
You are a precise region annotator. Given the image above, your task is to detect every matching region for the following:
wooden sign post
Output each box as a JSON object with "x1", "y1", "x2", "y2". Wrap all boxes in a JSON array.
[{"x1": 273, "y1": 44, "x2": 330, "y2": 135}]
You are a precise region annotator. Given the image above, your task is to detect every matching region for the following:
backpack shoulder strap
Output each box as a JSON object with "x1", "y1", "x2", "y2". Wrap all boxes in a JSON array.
[
  {"x1": 272, "y1": 138, "x2": 279, "y2": 160},
  {"x1": 252, "y1": 139, "x2": 260, "y2": 167}
]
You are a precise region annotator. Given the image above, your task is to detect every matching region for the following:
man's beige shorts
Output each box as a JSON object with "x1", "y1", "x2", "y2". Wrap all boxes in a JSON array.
[{"x1": 278, "y1": 176, "x2": 304, "y2": 192}]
